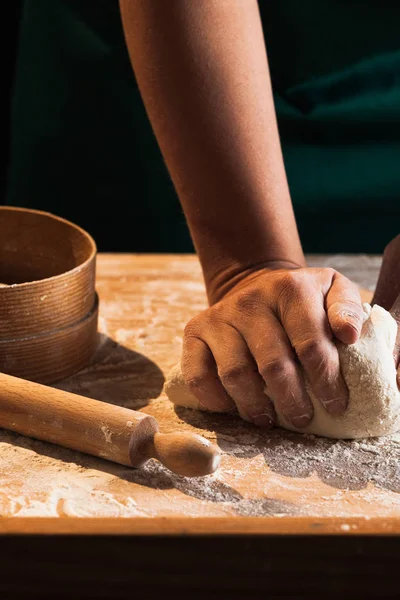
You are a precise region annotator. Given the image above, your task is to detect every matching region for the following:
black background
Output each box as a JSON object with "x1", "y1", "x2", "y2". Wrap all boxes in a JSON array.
[{"x1": 2, "y1": 2, "x2": 22, "y2": 206}]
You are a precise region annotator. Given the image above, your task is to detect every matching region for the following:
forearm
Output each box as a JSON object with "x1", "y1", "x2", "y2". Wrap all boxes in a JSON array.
[{"x1": 120, "y1": 0, "x2": 305, "y2": 302}]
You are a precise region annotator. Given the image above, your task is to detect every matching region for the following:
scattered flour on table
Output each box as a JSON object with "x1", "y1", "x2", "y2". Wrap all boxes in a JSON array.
[
  {"x1": 1, "y1": 420, "x2": 400, "y2": 517},
  {"x1": 2, "y1": 326, "x2": 400, "y2": 518},
  {"x1": 0, "y1": 431, "x2": 145, "y2": 517},
  {"x1": 165, "y1": 407, "x2": 400, "y2": 516},
  {"x1": 0, "y1": 254, "x2": 385, "y2": 518}
]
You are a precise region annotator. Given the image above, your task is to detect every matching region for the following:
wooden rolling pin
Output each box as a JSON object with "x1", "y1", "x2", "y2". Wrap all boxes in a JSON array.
[{"x1": 0, "y1": 372, "x2": 220, "y2": 477}]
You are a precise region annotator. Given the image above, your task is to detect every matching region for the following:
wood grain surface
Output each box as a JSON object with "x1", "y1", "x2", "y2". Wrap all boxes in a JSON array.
[
  {"x1": 0, "y1": 253, "x2": 391, "y2": 528},
  {"x1": 1, "y1": 253, "x2": 398, "y2": 598},
  {"x1": 0, "y1": 208, "x2": 98, "y2": 382}
]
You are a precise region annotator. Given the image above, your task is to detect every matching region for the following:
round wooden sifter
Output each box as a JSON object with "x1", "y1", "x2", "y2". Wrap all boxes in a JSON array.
[
  {"x1": 0, "y1": 207, "x2": 98, "y2": 384},
  {"x1": 0, "y1": 207, "x2": 221, "y2": 477}
]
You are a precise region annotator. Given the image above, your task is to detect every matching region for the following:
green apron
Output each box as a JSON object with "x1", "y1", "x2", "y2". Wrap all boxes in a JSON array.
[{"x1": 7, "y1": 0, "x2": 400, "y2": 252}]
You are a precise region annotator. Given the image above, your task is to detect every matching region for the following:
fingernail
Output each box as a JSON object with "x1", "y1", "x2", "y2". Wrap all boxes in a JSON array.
[
  {"x1": 253, "y1": 414, "x2": 274, "y2": 429},
  {"x1": 322, "y1": 396, "x2": 348, "y2": 415},
  {"x1": 290, "y1": 414, "x2": 312, "y2": 429},
  {"x1": 348, "y1": 318, "x2": 362, "y2": 334},
  {"x1": 335, "y1": 312, "x2": 362, "y2": 344},
  {"x1": 347, "y1": 321, "x2": 361, "y2": 338}
]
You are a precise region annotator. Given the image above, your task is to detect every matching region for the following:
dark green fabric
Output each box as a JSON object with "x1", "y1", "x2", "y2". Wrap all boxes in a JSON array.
[
  {"x1": 260, "y1": 1, "x2": 400, "y2": 252},
  {"x1": 7, "y1": 0, "x2": 400, "y2": 252},
  {"x1": 8, "y1": 0, "x2": 191, "y2": 252}
]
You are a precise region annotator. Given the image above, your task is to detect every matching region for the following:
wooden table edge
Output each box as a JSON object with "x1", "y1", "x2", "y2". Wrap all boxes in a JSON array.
[{"x1": 0, "y1": 516, "x2": 399, "y2": 535}]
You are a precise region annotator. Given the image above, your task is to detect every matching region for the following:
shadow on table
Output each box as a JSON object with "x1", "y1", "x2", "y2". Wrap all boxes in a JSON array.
[
  {"x1": 175, "y1": 406, "x2": 400, "y2": 495},
  {"x1": 2, "y1": 334, "x2": 253, "y2": 507},
  {"x1": 54, "y1": 333, "x2": 165, "y2": 410},
  {"x1": 4, "y1": 334, "x2": 297, "y2": 510},
  {"x1": 5, "y1": 423, "x2": 299, "y2": 513},
  {"x1": 13, "y1": 333, "x2": 387, "y2": 512}
]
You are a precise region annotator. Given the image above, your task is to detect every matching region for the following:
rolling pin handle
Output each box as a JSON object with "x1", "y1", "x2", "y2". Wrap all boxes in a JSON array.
[{"x1": 129, "y1": 421, "x2": 221, "y2": 477}]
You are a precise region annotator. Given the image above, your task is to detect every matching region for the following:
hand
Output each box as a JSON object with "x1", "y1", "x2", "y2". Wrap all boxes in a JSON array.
[
  {"x1": 182, "y1": 263, "x2": 363, "y2": 429},
  {"x1": 372, "y1": 235, "x2": 400, "y2": 376}
]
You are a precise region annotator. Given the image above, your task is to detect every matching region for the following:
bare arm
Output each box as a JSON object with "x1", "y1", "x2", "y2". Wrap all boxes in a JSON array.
[
  {"x1": 119, "y1": 0, "x2": 304, "y2": 303},
  {"x1": 120, "y1": 0, "x2": 365, "y2": 428}
]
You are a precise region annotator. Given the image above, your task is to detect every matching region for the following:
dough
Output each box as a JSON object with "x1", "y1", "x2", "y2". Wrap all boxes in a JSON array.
[{"x1": 164, "y1": 303, "x2": 400, "y2": 439}]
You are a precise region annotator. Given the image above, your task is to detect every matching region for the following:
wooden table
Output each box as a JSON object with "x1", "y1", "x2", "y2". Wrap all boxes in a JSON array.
[{"x1": 1, "y1": 253, "x2": 399, "y2": 598}]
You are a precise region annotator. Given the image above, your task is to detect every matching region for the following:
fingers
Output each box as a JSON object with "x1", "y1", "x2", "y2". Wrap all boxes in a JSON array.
[
  {"x1": 206, "y1": 324, "x2": 276, "y2": 427},
  {"x1": 181, "y1": 335, "x2": 235, "y2": 412},
  {"x1": 394, "y1": 296, "x2": 400, "y2": 385},
  {"x1": 390, "y1": 293, "x2": 400, "y2": 369},
  {"x1": 183, "y1": 316, "x2": 275, "y2": 427},
  {"x1": 390, "y1": 292, "x2": 400, "y2": 324},
  {"x1": 373, "y1": 235, "x2": 400, "y2": 311},
  {"x1": 182, "y1": 266, "x2": 363, "y2": 429},
  {"x1": 278, "y1": 271, "x2": 348, "y2": 416},
  {"x1": 375, "y1": 236, "x2": 400, "y2": 384},
  {"x1": 240, "y1": 312, "x2": 313, "y2": 429},
  {"x1": 326, "y1": 272, "x2": 364, "y2": 344}
]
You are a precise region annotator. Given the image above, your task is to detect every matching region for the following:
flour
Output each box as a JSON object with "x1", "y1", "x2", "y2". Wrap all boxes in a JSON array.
[
  {"x1": 1, "y1": 270, "x2": 399, "y2": 518},
  {"x1": 281, "y1": 303, "x2": 400, "y2": 438},
  {"x1": 0, "y1": 431, "x2": 145, "y2": 517},
  {"x1": 103, "y1": 417, "x2": 400, "y2": 516},
  {"x1": 165, "y1": 303, "x2": 400, "y2": 439},
  {"x1": 100, "y1": 425, "x2": 113, "y2": 444},
  {"x1": 1, "y1": 415, "x2": 400, "y2": 517}
]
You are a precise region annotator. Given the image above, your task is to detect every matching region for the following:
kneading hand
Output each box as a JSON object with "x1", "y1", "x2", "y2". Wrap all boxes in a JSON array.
[
  {"x1": 373, "y1": 235, "x2": 400, "y2": 379},
  {"x1": 182, "y1": 264, "x2": 363, "y2": 430}
]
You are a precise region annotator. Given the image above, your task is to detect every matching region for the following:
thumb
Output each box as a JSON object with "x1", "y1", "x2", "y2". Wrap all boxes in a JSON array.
[
  {"x1": 389, "y1": 293, "x2": 400, "y2": 369},
  {"x1": 373, "y1": 235, "x2": 400, "y2": 310}
]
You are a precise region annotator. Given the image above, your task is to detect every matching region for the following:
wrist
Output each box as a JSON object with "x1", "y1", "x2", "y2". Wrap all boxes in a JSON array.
[
  {"x1": 204, "y1": 256, "x2": 306, "y2": 305},
  {"x1": 188, "y1": 204, "x2": 306, "y2": 304}
]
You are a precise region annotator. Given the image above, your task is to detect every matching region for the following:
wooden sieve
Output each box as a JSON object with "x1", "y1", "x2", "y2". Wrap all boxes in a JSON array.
[{"x1": 0, "y1": 207, "x2": 98, "y2": 383}]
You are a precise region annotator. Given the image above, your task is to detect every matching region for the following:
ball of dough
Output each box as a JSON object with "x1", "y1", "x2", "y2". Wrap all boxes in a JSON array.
[{"x1": 164, "y1": 304, "x2": 400, "y2": 439}]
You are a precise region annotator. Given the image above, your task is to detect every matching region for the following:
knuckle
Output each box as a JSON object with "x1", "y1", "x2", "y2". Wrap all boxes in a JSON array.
[
  {"x1": 184, "y1": 305, "x2": 226, "y2": 337},
  {"x1": 330, "y1": 298, "x2": 361, "y2": 314},
  {"x1": 274, "y1": 270, "x2": 307, "y2": 298},
  {"x1": 184, "y1": 314, "x2": 206, "y2": 338},
  {"x1": 345, "y1": 277, "x2": 361, "y2": 295},
  {"x1": 329, "y1": 300, "x2": 363, "y2": 324},
  {"x1": 324, "y1": 267, "x2": 337, "y2": 279},
  {"x1": 313, "y1": 266, "x2": 336, "y2": 281},
  {"x1": 234, "y1": 288, "x2": 261, "y2": 312},
  {"x1": 219, "y1": 363, "x2": 250, "y2": 387},
  {"x1": 208, "y1": 300, "x2": 225, "y2": 319},
  {"x1": 184, "y1": 318, "x2": 199, "y2": 339},
  {"x1": 295, "y1": 338, "x2": 328, "y2": 364},
  {"x1": 259, "y1": 358, "x2": 292, "y2": 382}
]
